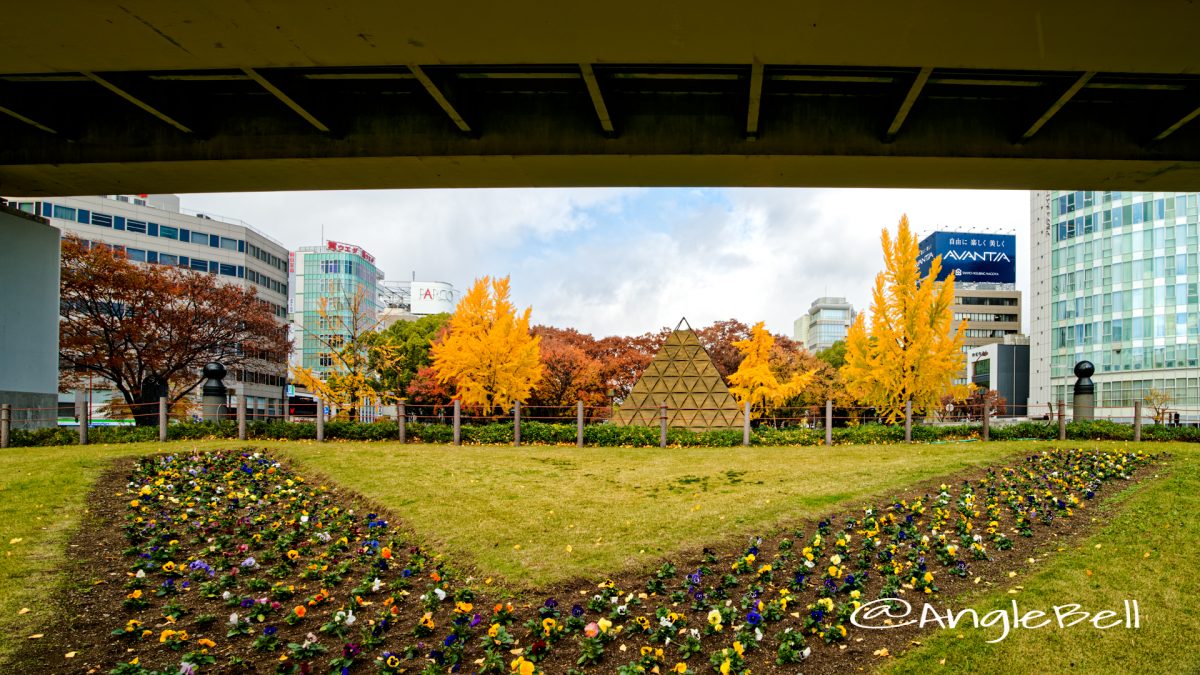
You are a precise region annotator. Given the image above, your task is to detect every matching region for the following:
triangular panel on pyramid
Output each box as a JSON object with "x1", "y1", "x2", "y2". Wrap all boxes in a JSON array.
[{"x1": 612, "y1": 322, "x2": 744, "y2": 430}]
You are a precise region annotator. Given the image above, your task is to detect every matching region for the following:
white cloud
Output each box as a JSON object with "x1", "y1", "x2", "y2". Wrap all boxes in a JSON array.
[
  {"x1": 182, "y1": 188, "x2": 1030, "y2": 339},
  {"x1": 181, "y1": 188, "x2": 639, "y2": 285}
]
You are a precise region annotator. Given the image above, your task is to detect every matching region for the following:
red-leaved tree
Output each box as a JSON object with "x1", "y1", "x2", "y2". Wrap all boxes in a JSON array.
[
  {"x1": 58, "y1": 237, "x2": 289, "y2": 425},
  {"x1": 529, "y1": 327, "x2": 606, "y2": 417}
]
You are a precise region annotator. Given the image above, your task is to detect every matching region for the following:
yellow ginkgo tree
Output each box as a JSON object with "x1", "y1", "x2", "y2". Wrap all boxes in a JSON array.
[
  {"x1": 431, "y1": 275, "x2": 543, "y2": 414},
  {"x1": 728, "y1": 321, "x2": 814, "y2": 419},
  {"x1": 841, "y1": 215, "x2": 966, "y2": 422}
]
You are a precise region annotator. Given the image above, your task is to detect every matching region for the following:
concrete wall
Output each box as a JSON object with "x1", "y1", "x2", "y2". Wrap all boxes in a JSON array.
[{"x1": 0, "y1": 206, "x2": 60, "y2": 428}]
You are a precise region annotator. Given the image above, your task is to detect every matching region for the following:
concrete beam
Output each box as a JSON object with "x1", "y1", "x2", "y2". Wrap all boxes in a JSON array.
[
  {"x1": 886, "y1": 66, "x2": 932, "y2": 141},
  {"x1": 580, "y1": 63, "x2": 615, "y2": 136},
  {"x1": 1019, "y1": 71, "x2": 1095, "y2": 142},
  {"x1": 1154, "y1": 103, "x2": 1200, "y2": 143},
  {"x1": 242, "y1": 67, "x2": 330, "y2": 132},
  {"x1": 82, "y1": 71, "x2": 193, "y2": 133},
  {"x1": 6, "y1": 155, "x2": 1200, "y2": 196},
  {"x1": 409, "y1": 65, "x2": 472, "y2": 134},
  {"x1": 5, "y1": 2, "x2": 1200, "y2": 75},
  {"x1": 4, "y1": 62, "x2": 1199, "y2": 194},
  {"x1": 0, "y1": 104, "x2": 59, "y2": 136},
  {"x1": 746, "y1": 62, "x2": 764, "y2": 139}
]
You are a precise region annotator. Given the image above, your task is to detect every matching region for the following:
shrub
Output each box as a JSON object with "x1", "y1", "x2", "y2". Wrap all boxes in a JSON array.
[{"x1": 6, "y1": 415, "x2": 1198, "y2": 447}]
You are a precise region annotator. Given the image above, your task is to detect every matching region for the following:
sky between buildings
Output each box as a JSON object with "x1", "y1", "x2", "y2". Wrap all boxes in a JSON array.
[{"x1": 181, "y1": 188, "x2": 1031, "y2": 338}]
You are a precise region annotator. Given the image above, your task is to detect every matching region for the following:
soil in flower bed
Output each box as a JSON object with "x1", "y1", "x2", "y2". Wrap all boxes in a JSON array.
[{"x1": 14, "y1": 447, "x2": 1162, "y2": 675}]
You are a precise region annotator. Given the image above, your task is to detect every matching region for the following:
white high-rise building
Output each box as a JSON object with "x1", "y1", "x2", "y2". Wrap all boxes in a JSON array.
[{"x1": 1029, "y1": 190, "x2": 1200, "y2": 420}]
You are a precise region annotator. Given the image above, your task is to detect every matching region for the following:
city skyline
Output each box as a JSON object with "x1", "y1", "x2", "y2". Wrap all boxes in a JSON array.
[{"x1": 181, "y1": 188, "x2": 1030, "y2": 338}]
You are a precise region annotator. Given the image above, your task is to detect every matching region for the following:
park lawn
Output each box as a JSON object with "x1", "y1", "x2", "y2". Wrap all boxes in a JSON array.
[
  {"x1": 271, "y1": 440, "x2": 1042, "y2": 589},
  {"x1": 882, "y1": 444, "x2": 1200, "y2": 674}
]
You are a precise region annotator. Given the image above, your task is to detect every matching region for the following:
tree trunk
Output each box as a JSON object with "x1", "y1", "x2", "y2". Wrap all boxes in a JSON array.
[{"x1": 129, "y1": 391, "x2": 160, "y2": 427}]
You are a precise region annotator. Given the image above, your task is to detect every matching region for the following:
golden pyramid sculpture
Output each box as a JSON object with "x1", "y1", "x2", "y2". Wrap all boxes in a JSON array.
[{"x1": 612, "y1": 320, "x2": 745, "y2": 431}]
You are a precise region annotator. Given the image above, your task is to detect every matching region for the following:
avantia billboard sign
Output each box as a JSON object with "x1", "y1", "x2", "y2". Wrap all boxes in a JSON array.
[{"x1": 917, "y1": 231, "x2": 1016, "y2": 284}]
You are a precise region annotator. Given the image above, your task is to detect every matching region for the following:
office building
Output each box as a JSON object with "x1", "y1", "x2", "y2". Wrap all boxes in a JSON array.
[
  {"x1": 952, "y1": 290, "x2": 1023, "y2": 351},
  {"x1": 1030, "y1": 190, "x2": 1200, "y2": 417},
  {"x1": 967, "y1": 335, "x2": 1030, "y2": 417},
  {"x1": 289, "y1": 241, "x2": 384, "y2": 379},
  {"x1": 919, "y1": 230, "x2": 1022, "y2": 382},
  {"x1": 6, "y1": 194, "x2": 291, "y2": 418},
  {"x1": 793, "y1": 297, "x2": 856, "y2": 353}
]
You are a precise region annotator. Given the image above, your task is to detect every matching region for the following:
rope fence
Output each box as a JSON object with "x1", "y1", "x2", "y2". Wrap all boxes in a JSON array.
[{"x1": 3, "y1": 395, "x2": 1197, "y2": 449}]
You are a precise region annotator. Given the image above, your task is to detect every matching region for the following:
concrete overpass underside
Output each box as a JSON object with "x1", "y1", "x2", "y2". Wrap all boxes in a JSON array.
[{"x1": 2, "y1": 3, "x2": 1200, "y2": 194}]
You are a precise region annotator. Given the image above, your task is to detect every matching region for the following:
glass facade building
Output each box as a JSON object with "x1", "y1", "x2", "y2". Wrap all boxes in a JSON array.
[
  {"x1": 1030, "y1": 191, "x2": 1200, "y2": 414},
  {"x1": 289, "y1": 243, "x2": 384, "y2": 379}
]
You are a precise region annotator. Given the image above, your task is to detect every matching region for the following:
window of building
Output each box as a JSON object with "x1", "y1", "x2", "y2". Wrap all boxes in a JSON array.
[
  {"x1": 159, "y1": 225, "x2": 178, "y2": 240},
  {"x1": 126, "y1": 219, "x2": 147, "y2": 234},
  {"x1": 52, "y1": 204, "x2": 76, "y2": 220},
  {"x1": 190, "y1": 231, "x2": 209, "y2": 245}
]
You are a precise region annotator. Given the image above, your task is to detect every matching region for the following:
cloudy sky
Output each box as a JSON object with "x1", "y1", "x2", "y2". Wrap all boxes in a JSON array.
[{"x1": 181, "y1": 189, "x2": 1031, "y2": 338}]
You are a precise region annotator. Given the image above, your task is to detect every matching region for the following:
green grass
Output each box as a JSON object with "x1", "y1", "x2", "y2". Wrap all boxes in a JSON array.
[
  {"x1": 271, "y1": 440, "x2": 1041, "y2": 588},
  {"x1": 883, "y1": 444, "x2": 1200, "y2": 674}
]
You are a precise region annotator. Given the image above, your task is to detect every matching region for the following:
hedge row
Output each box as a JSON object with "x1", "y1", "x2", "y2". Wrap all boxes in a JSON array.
[{"x1": 7, "y1": 417, "x2": 1199, "y2": 448}]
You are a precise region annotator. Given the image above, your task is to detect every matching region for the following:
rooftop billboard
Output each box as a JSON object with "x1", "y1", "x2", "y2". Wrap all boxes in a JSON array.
[{"x1": 917, "y1": 232, "x2": 1015, "y2": 284}]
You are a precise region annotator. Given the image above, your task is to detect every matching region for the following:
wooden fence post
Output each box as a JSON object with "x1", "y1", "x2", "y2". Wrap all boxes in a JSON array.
[
  {"x1": 1134, "y1": 401, "x2": 1142, "y2": 442},
  {"x1": 76, "y1": 390, "x2": 88, "y2": 446},
  {"x1": 577, "y1": 401, "x2": 585, "y2": 447},
  {"x1": 159, "y1": 396, "x2": 169, "y2": 442},
  {"x1": 398, "y1": 401, "x2": 406, "y2": 444},
  {"x1": 513, "y1": 401, "x2": 522, "y2": 446},
  {"x1": 316, "y1": 398, "x2": 325, "y2": 442},
  {"x1": 904, "y1": 400, "x2": 912, "y2": 443},
  {"x1": 659, "y1": 404, "x2": 668, "y2": 448},
  {"x1": 453, "y1": 399, "x2": 461, "y2": 446},
  {"x1": 0, "y1": 404, "x2": 10, "y2": 448},
  {"x1": 982, "y1": 400, "x2": 990, "y2": 442},
  {"x1": 743, "y1": 401, "x2": 751, "y2": 446},
  {"x1": 825, "y1": 400, "x2": 833, "y2": 446},
  {"x1": 237, "y1": 394, "x2": 247, "y2": 441},
  {"x1": 1057, "y1": 400, "x2": 1066, "y2": 441}
]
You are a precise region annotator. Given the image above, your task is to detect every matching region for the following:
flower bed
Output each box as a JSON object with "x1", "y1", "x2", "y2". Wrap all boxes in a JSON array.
[{"x1": 35, "y1": 447, "x2": 1156, "y2": 674}]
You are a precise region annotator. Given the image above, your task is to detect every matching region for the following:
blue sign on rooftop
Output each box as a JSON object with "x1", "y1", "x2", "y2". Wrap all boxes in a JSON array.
[{"x1": 917, "y1": 232, "x2": 1015, "y2": 284}]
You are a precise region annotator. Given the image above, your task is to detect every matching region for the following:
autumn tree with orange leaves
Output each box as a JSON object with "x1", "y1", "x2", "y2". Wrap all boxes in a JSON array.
[
  {"x1": 842, "y1": 215, "x2": 966, "y2": 422},
  {"x1": 431, "y1": 276, "x2": 543, "y2": 414},
  {"x1": 528, "y1": 326, "x2": 606, "y2": 416},
  {"x1": 58, "y1": 237, "x2": 288, "y2": 426}
]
